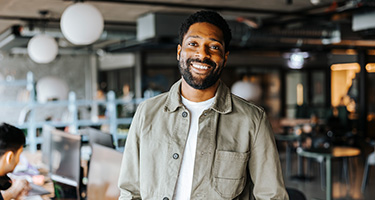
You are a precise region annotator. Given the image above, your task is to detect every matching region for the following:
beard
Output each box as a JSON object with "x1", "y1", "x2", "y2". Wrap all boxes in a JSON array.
[{"x1": 178, "y1": 57, "x2": 223, "y2": 90}]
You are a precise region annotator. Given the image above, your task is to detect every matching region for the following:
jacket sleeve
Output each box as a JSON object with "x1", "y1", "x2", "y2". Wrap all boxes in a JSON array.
[
  {"x1": 248, "y1": 112, "x2": 289, "y2": 200},
  {"x1": 118, "y1": 103, "x2": 143, "y2": 200}
]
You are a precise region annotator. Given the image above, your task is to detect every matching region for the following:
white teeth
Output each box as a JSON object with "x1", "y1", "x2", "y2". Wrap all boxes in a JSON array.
[{"x1": 192, "y1": 63, "x2": 209, "y2": 70}]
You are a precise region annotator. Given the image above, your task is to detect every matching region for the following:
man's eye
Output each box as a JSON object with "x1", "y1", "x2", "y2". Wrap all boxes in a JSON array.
[
  {"x1": 211, "y1": 46, "x2": 219, "y2": 50},
  {"x1": 188, "y1": 42, "x2": 197, "y2": 46}
]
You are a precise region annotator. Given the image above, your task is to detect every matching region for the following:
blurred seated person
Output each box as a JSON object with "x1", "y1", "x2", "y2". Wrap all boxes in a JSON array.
[
  {"x1": 119, "y1": 84, "x2": 135, "y2": 118},
  {"x1": 326, "y1": 107, "x2": 348, "y2": 133},
  {"x1": 311, "y1": 106, "x2": 351, "y2": 148},
  {"x1": 0, "y1": 123, "x2": 30, "y2": 200},
  {"x1": 95, "y1": 88, "x2": 107, "y2": 118},
  {"x1": 121, "y1": 84, "x2": 134, "y2": 102}
]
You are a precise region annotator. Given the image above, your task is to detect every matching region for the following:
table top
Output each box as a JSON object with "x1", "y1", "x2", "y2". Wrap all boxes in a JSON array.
[
  {"x1": 332, "y1": 146, "x2": 361, "y2": 157},
  {"x1": 274, "y1": 133, "x2": 302, "y2": 141},
  {"x1": 297, "y1": 146, "x2": 361, "y2": 159},
  {"x1": 279, "y1": 118, "x2": 312, "y2": 127},
  {"x1": 19, "y1": 150, "x2": 55, "y2": 199}
]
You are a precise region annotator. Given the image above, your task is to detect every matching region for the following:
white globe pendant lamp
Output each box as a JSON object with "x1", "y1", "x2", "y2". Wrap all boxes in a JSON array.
[
  {"x1": 27, "y1": 34, "x2": 58, "y2": 64},
  {"x1": 36, "y1": 76, "x2": 69, "y2": 103},
  {"x1": 60, "y1": 2, "x2": 104, "y2": 45}
]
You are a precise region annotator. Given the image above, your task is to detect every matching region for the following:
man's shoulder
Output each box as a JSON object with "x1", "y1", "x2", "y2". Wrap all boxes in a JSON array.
[{"x1": 138, "y1": 92, "x2": 169, "y2": 109}]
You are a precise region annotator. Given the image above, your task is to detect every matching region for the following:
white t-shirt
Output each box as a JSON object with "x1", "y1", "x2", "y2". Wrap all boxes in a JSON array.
[{"x1": 173, "y1": 96, "x2": 215, "y2": 200}]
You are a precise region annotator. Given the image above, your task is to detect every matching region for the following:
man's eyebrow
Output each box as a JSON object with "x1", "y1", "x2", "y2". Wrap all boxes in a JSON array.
[
  {"x1": 209, "y1": 38, "x2": 223, "y2": 45},
  {"x1": 187, "y1": 35, "x2": 224, "y2": 45},
  {"x1": 187, "y1": 35, "x2": 201, "y2": 40}
]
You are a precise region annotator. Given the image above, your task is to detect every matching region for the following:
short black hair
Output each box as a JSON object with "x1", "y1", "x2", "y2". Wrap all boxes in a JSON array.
[
  {"x1": 0, "y1": 123, "x2": 26, "y2": 156},
  {"x1": 179, "y1": 10, "x2": 232, "y2": 52}
]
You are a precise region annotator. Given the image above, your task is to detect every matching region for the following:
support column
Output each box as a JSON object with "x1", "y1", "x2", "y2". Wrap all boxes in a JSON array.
[
  {"x1": 325, "y1": 65, "x2": 332, "y2": 108},
  {"x1": 358, "y1": 51, "x2": 368, "y2": 137},
  {"x1": 280, "y1": 69, "x2": 286, "y2": 117},
  {"x1": 134, "y1": 51, "x2": 143, "y2": 99},
  {"x1": 326, "y1": 156, "x2": 332, "y2": 200},
  {"x1": 89, "y1": 55, "x2": 98, "y2": 100}
]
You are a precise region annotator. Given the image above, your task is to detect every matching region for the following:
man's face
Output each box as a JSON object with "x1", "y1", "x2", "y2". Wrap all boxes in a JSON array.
[
  {"x1": 177, "y1": 22, "x2": 229, "y2": 90},
  {"x1": 2, "y1": 147, "x2": 23, "y2": 175},
  {"x1": 9, "y1": 147, "x2": 23, "y2": 172}
]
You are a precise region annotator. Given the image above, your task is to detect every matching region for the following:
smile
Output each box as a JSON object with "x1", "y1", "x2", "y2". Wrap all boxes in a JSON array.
[{"x1": 191, "y1": 63, "x2": 210, "y2": 70}]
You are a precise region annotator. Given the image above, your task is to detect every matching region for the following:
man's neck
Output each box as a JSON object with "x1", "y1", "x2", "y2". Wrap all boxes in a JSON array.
[
  {"x1": 0, "y1": 156, "x2": 7, "y2": 176},
  {"x1": 180, "y1": 79, "x2": 219, "y2": 102}
]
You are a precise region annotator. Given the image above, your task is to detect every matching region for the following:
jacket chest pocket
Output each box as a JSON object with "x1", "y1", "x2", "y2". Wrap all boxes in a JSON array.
[{"x1": 213, "y1": 150, "x2": 250, "y2": 199}]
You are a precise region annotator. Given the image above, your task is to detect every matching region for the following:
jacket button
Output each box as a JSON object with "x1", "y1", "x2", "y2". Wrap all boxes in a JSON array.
[
  {"x1": 163, "y1": 198, "x2": 169, "y2": 200},
  {"x1": 173, "y1": 153, "x2": 179, "y2": 159},
  {"x1": 182, "y1": 111, "x2": 188, "y2": 117}
]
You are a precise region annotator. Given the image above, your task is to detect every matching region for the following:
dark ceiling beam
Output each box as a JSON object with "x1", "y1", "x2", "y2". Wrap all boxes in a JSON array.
[
  {"x1": 263, "y1": 0, "x2": 350, "y2": 27},
  {"x1": 73, "y1": 0, "x2": 350, "y2": 29},
  {"x1": 65, "y1": 0, "x2": 291, "y2": 15},
  {"x1": 0, "y1": 15, "x2": 60, "y2": 23},
  {"x1": 292, "y1": 0, "x2": 347, "y2": 14},
  {"x1": 0, "y1": 15, "x2": 136, "y2": 27}
]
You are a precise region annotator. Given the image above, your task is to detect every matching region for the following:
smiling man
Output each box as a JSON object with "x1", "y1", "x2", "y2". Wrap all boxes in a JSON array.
[{"x1": 118, "y1": 10, "x2": 288, "y2": 200}]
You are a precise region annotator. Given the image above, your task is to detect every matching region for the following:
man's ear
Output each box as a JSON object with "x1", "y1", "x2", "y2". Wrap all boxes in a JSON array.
[
  {"x1": 177, "y1": 44, "x2": 181, "y2": 61},
  {"x1": 4, "y1": 151, "x2": 13, "y2": 164},
  {"x1": 223, "y1": 51, "x2": 229, "y2": 67}
]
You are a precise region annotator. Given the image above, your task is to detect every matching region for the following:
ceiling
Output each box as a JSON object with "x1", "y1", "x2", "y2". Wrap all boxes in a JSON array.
[{"x1": 1, "y1": 0, "x2": 375, "y2": 53}]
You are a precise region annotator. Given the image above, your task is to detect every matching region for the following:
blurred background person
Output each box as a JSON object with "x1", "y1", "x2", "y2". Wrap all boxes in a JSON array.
[
  {"x1": 231, "y1": 74, "x2": 262, "y2": 104},
  {"x1": 0, "y1": 123, "x2": 30, "y2": 200},
  {"x1": 95, "y1": 88, "x2": 107, "y2": 119},
  {"x1": 119, "y1": 83, "x2": 135, "y2": 118}
]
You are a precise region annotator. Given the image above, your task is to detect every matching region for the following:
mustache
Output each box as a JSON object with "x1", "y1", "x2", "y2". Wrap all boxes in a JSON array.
[{"x1": 186, "y1": 58, "x2": 216, "y2": 68}]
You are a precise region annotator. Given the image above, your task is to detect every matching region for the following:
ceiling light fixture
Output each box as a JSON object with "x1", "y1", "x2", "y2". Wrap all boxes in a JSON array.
[
  {"x1": 60, "y1": 2, "x2": 104, "y2": 45},
  {"x1": 310, "y1": 0, "x2": 321, "y2": 5},
  {"x1": 27, "y1": 34, "x2": 58, "y2": 64},
  {"x1": 284, "y1": 50, "x2": 309, "y2": 69},
  {"x1": 288, "y1": 53, "x2": 304, "y2": 69},
  {"x1": 27, "y1": 10, "x2": 58, "y2": 64}
]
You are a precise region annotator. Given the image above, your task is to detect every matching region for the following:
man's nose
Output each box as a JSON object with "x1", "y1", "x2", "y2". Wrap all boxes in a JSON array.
[{"x1": 195, "y1": 45, "x2": 210, "y2": 59}]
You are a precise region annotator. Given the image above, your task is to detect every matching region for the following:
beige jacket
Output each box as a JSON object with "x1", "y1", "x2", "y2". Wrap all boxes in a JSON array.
[{"x1": 118, "y1": 79, "x2": 289, "y2": 200}]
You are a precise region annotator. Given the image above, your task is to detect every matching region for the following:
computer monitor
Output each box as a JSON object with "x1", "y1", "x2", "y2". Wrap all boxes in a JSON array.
[
  {"x1": 41, "y1": 124, "x2": 55, "y2": 171},
  {"x1": 50, "y1": 129, "x2": 82, "y2": 188},
  {"x1": 80, "y1": 127, "x2": 115, "y2": 149}
]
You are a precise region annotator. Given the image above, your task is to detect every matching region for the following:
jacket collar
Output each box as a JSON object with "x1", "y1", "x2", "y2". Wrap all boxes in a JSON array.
[{"x1": 164, "y1": 79, "x2": 232, "y2": 114}]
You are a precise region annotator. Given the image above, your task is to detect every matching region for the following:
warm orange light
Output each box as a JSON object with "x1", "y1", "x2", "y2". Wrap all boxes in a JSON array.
[
  {"x1": 368, "y1": 50, "x2": 375, "y2": 55},
  {"x1": 331, "y1": 63, "x2": 360, "y2": 107},
  {"x1": 297, "y1": 84, "x2": 303, "y2": 106},
  {"x1": 345, "y1": 49, "x2": 357, "y2": 55},
  {"x1": 366, "y1": 63, "x2": 375, "y2": 73},
  {"x1": 331, "y1": 63, "x2": 360, "y2": 72}
]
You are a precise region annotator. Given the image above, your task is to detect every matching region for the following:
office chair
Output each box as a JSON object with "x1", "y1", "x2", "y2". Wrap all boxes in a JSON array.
[
  {"x1": 361, "y1": 140, "x2": 375, "y2": 193},
  {"x1": 286, "y1": 187, "x2": 306, "y2": 200},
  {"x1": 86, "y1": 144, "x2": 122, "y2": 200}
]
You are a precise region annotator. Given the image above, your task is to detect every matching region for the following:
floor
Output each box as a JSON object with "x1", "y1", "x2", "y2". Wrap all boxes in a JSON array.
[{"x1": 279, "y1": 146, "x2": 375, "y2": 200}]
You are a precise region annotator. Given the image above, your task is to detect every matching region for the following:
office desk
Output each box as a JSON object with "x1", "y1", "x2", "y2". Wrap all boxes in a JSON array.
[
  {"x1": 297, "y1": 146, "x2": 361, "y2": 200},
  {"x1": 19, "y1": 150, "x2": 55, "y2": 200}
]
